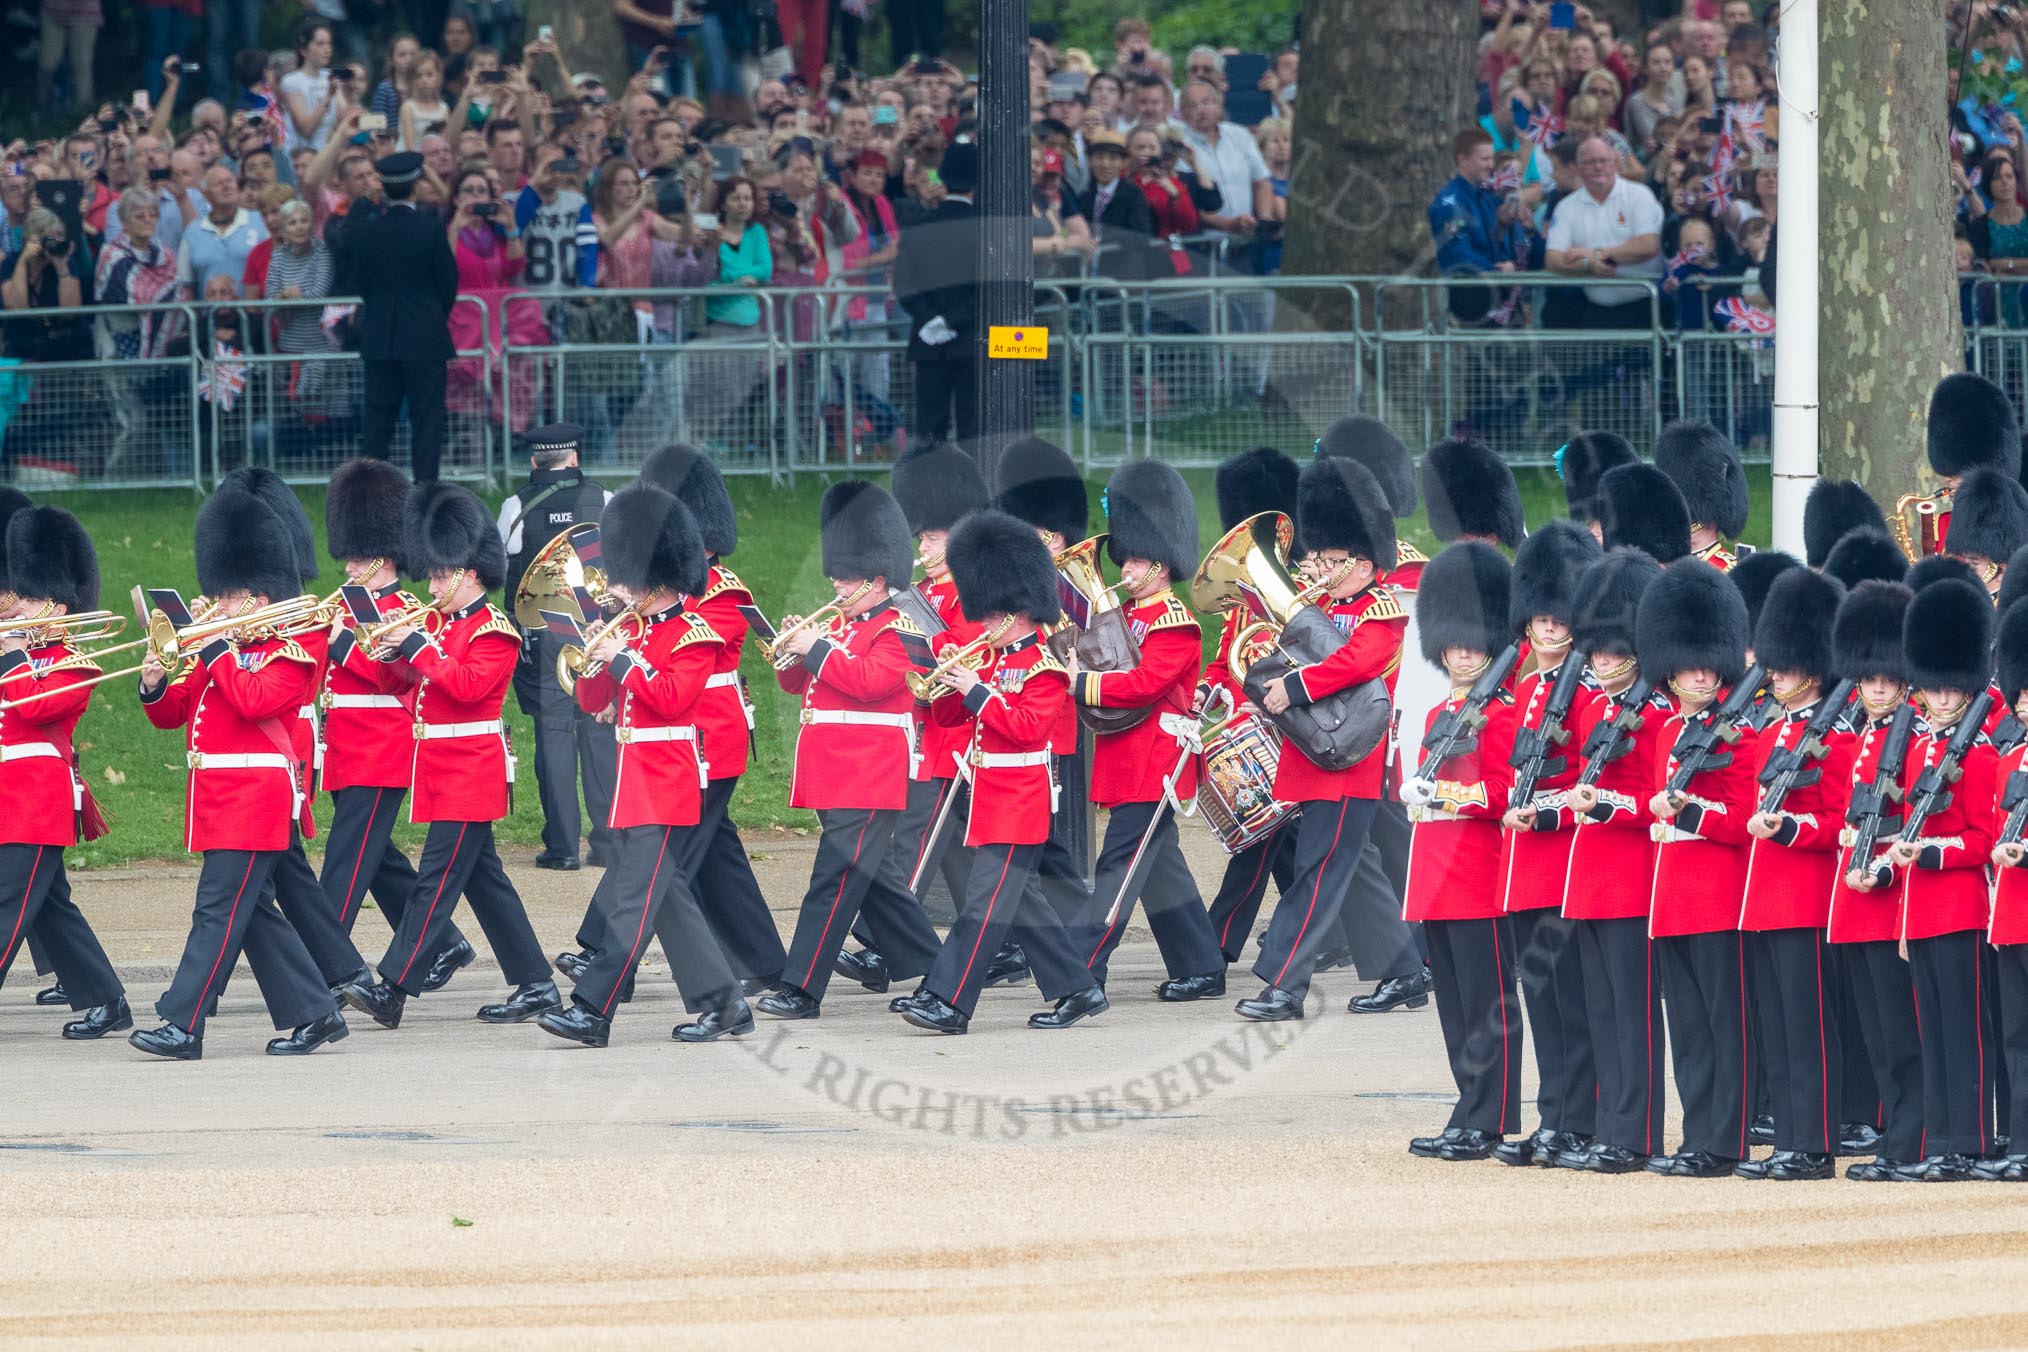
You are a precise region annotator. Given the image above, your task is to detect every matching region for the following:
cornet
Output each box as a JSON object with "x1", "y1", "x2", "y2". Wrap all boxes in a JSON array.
[
  {"x1": 759, "y1": 579, "x2": 879, "y2": 671},
  {"x1": 906, "y1": 616, "x2": 1016, "y2": 699},
  {"x1": 557, "y1": 604, "x2": 647, "y2": 697},
  {"x1": 355, "y1": 598, "x2": 447, "y2": 653}
]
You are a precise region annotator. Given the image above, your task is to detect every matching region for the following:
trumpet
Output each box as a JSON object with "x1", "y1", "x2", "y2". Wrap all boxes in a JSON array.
[
  {"x1": 907, "y1": 615, "x2": 1016, "y2": 699},
  {"x1": 557, "y1": 605, "x2": 647, "y2": 697},
  {"x1": 0, "y1": 610, "x2": 128, "y2": 645},
  {"x1": 355, "y1": 599, "x2": 446, "y2": 653},
  {"x1": 759, "y1": 579, "x2": 878, "y2": 671}
]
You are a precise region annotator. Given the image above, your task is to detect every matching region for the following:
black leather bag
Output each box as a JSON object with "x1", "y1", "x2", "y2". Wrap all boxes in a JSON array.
[
  {"x1": 1240, "y1": 606, "x2": 1391, "y2": 771},
  {"x1": 1068, "y1": 607, "x2": 1150, "y2": 735}
]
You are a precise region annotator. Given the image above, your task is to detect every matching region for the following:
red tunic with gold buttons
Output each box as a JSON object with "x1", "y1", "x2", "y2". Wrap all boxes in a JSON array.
[
  {"x1": 1501, "y1": 658, "x2": 1603, "y2": 913},
  {"x1": 1828, "y1": 708, "x2": 1918, "y2": 944},
  {"x1": 1404, "y1": 688, "x2": 1517, "y2": 922},
  {"x1": 1991, "y1": 738, "x2": 2028, "y2": 944},
  {"x1": 143, "y1": 632, "x2": 318, "y2": 853},
  {"x1": 0, "y1": 640, "x2": 99, "y2": 847},
  {"x1": 690, "y1": 563, "x2": 755, "y2": 781},
  {"x1": 285, "y1": 626, "x2": 329, "y2": 837},
  {"x1": 385, "y1": 600, "x2": 520, "y2": 824},
  {"x1": 573, "y1": 603, "x2": 721, "y2": 829},
  {"x1": 931, "y1": 629, "x2": 1067, "y2": 845},
  {"x1": 1891, "y1": 725, "x2": 1998, "y2": 941},
  {"x1": 1561, "y1": 680, "x2": 1672, "y2": 921},
  {"x1": 1694, "y1": 540, "x2": 1739, "y2": 572},
  {"x1": 913, "y1": 573, "x2": 982, "y2": 783},
  {"x1": 321, "y1": 584, "x2": 420, "y2": 792},
  {"x1": 1647, "y1": 697, "x2": 1757, "y2": 937},
  {"x1": 1270, "y1": 585, "x2": 1408, "y2": 804},
  {"x1": 1071, "y1": 588, "x2": 1202, "y2": 807},
  {"x1": 1739, "y1": 698, "x2": 1859, "y2": 931},
  {"x1": 1388, "y1": 542, "x2": 1426, "y2": 594},
  {"x1": 776, "y1": 599, "x2": 923, "y2": 811}
]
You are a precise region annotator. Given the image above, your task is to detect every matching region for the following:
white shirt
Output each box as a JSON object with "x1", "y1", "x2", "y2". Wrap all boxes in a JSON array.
[
  {"x1": 1545, "y1": 175, "x2": 1665, "y2": 307},
  {"x1": 1178, "y1": 120, "x2": 1269, "y2": 232},
  {"x1": 280, "y1": 68, "x2": 341, "y2": 152}
]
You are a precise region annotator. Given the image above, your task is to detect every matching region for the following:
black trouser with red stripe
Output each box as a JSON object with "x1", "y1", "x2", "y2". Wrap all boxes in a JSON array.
[
  {"x1": 1073, "y1": 800, "x2": 1223, "y2": 986},
  {"x1": 1747, "y1": 926, "x2": 1841, "y2": 1155},
  {"x1": 1657, "y1": 930, "x2": 1753, "y2": 1160},
  {"x1": 891, "y1": 772, "x2": 971, "y2": 925},
  {"x1": 1829, "y1": 947, "x2": 1880, "y2": 1134},
  {"x1": 1253, "y1": 797, "x2": 1379, "y2": 1001},
  {"x1": 1207, "y1": 824, "x2": 1298, "y2": 963},
  {"x1": 926, "y1": 842, "x2": 1097, "y2": 1018},
  {"x1": 26, "y1": 931, "x2": 52, "y2": 976},
  {"x1": 261, "y1": 840, "x2": 369, "y2": 987},
  {"x1": 1995, "y1": 943, "x2": 2028, "y2": 1147},
  {"x1": 1908, "y1": 928, "x2": 1995, "y2": 1159},
  {"x1": 322, "y1": 785, "x2": 468, "y2": 959},
  {"x1": 159, "y1": 847, "x2": 333, "y2": 1035},
  {"x1": 573, "y1": 823, "x2": 740, "y2": 1019},
  {"x1": 1840, "y1": 938, "x2": 1926, "y2": 1163},
  {"x1": 0, "y1": 845, "x2": 122, "y2": 1010},
  {"x1": 375, "y1": 820, "x2": 549, "y2": 998},
  {"x1": 1426, "y1": 916, "x2": 1521, "y2": 1135},
  {"x1": 1575, "y1": 916, "x2": 1664, "y2": 1156},
  {"x1": 1509, "y1": 906, "x2": 1596, "y2": 1138},
  {"x1": 1343, "y1": 803, "x2": 1425, "y2": 980},
  {"x1": 780, "y1": 807, "x2": 939, "y2": 1002}
]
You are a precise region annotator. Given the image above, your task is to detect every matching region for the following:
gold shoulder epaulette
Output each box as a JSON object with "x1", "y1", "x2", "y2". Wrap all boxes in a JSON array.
[
  {"x1": 266, "y1": 639, "x2": 318, "y2": 668},
  {"x1": 1395, "y1": 539, "x2": 1427, "y2": 565},
  {"x1": 671, "y1": 614, "x2": 725, "y2": 651},
  {"x1": 888, "y1": 609, "x2": 927, "y2": 638},
  {"x1": 700, "y1": 566, "x2": 750, "y2": 604},
  {"x1": 43, "y1": 653, "x2": 103, "y2": 677},
  {"x1": 1148, "y1": 596, "x2": 1200, "y2": 632},
  {"x1": 1360, "y1": 590, "x2": 1408, "y2": 624},
  {"x1": 474, "y1": 609, "x2": 521, "y2": 644},
  {"x1": 1030, "y1": 647, "x2": 1067, "y2": 677}
]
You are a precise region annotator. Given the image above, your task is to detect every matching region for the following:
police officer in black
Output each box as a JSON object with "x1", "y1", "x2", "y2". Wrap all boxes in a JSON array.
[
  {"x1": 499, "y1": 423, "x2": 617, "y2": 870},
  {"x1": 338, "y1": 151, "x2": 458, "y2": 483}
]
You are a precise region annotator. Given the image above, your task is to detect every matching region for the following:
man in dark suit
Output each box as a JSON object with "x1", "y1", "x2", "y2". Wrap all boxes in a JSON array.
[
  {"x1": 893, "y1": 139, "x2": 982, "y2": 446},
  {"x1": 1078, "y1": 129, "x2": 1161, "y2": 281},
  {"x1": 338, "y1": 152, "x2": 459, "y2": 483}
]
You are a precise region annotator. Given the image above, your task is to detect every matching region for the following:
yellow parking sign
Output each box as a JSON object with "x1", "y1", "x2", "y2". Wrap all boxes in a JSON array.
[{"x1": 988, "y1": 325, "x2": 1050, "y2": 360}]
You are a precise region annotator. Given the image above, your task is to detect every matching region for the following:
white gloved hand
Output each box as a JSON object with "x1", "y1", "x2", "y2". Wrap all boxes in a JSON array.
[
  {"x1": 1400, "y1": 777, "x2": 1437, "y2": 808},
  {"x1": 918, "y1": 316, "x2": 957, "y2": 346}
]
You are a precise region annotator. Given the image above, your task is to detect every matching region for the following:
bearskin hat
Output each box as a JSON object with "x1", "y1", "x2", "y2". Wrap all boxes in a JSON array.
[
  {"x1": 1928, "y1": 371, "x2": 2022, "y2": 479},
  {"x1": 1904, "y1": 577, "x2": 1995, "y2": 694},
  {"x1": 1421, "y1": 436, "x2": 1524, "y2": 547},
  {"x1": 1297, "y1": 456, "x2": 1397, "y2": 574},
  {"x1": 0, "y1": 485, "x2": 31, "y2": 595},
  {"x1": 1416, "y1": 542, "x2": 1512, "y2": 669},
  {"x1": 599, "y1": 483, "x2": 707, "y2": 598},
  {"x1": 1508, "y1": 518, "x2": 1599, "y2": 632},
  {"x1": 947, "y1": 509, "x2": 1063, "y2": 626},
  {"x1": 1559, "y1": 430, "x2": 1638, "y2": 524},
  {"x1": 197, "y1": 478, "x2": 303, "y2": 602},
  {"x1": 819, "y1": 480, "x2": 914, "y2": 588},
  {"x1": 406, "y1": 481, "x2": 507, "y2": 591},
  {"x1": 1103, "y1": 460, "x2": 1199, "y2": 580},
  {"x1": 2000, "y1": 544, "x2": 2028, "y2": 617},
  {"x1": 1654, "y1": 420, "x2": 1749, "y2": 539},
  {"x1": 5, "y1": 506, "x2": 98, "y2": 612},
  {"x1": 1823, "y1": 530, "x2": 1907, "y2": 590},
  {"x1": 325, "y1": 457, "x2": 411, "y2": 570},
  {"x1": 222, "y1": 466, "x2": 318, "y2": 583},
  {"x1": 1754, "y1": 567, "x2": 1843, "y2": 684},
  {"x1": 1571, "y1": 547, "x2": 1660, "y2": 660},
  {"x1": 1597, "y1": 463, "x2": 1692, "y2": 563},
  {"x1": 1835, "y1": 581, "x2": 1914, "y2": 686},
  {"x1": 1905, "y1": 553, "x2": 1982, "y2": 594},
  {"x1": 640, "y1": 443, "x2": 738, "y2": 558},
  {"x1": 1214, "y1": 446, "x2": 1301, "y2": 532},
  {"x1": 993, "y1": 436, "x2": 1089, "y2": 545},
  {"x1": 1636, "y1": 556, "x2": 1749, "y2": 686},
  {"x1": 1727, "y1": 548, "x2": 1800, "y2": 635},
  {"x1": 1944, "y1": 466, "x2": 2028, "y2": 566},
  {"x1": 1803, "y1": 479, "x2": 1887, "y2": 568},
  {"x1": 891, "y1": 441, "x2": 989, "y2": 535},
  {"x1": 1315, "y1": 414, "x2": 1415, "y2": 516},
  {"x1": 1999, "y1": 598, "x2": 2028, "y2": 709}
]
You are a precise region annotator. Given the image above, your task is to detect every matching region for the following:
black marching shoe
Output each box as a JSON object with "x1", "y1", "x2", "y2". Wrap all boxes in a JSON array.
[
  {"x1": 1494, "y1": 1126, "x2": 1557, "y2": 1167},
  {"x1": 1749, "y1": 1112, "x2": 1775, "y2": 1144},
  {"x1": 1837, "y1": 1121, "x2": 1883, "y2": 1157},
  {"x1": 1734, "y1": 1153, "x2": 1775, "y2": 1179},
  {"x1": 267, "y1": 1011, "x2": 349, "y2": 1056},
  {"x1": 1579, "y1": 1143, "x2": 1649, "y2": 1174},
  {"x1": 1347, "y1": 967, "x2": 1433, "y2": 1014},
  {"x1": 61, "y1": 997, "x2": 132, "y2": 1040},
  {"x1": 554, "y1": 949, "x2": 594, "y2": 980},
  {"x1": 1236, "y1": 986, "x2": 1305, "y2": 1021},
  {"x1": 537, "y1": 999, "x2": 613, "y2": 1048},
  {"x1": 421, "y1": 940, "x2": 477, "y2": 994},
  {"x1": 833, "y1": 946, "x2": 889, "y2": 993},
  {"x1": 35, "y1": 982, "x2": 67, "y2": 1007},
  {"x1": 477, "y1": 981, "x2": 562, "y2": 1024},
  {"x1": 329, "y1": 966, "x2": 374, "y2": 1001},
  {"x1": 757, "y1": 985, "x2": 821, "y2": 1020},
  {"x1": 1156, "y1": 971, "x2": 1225, "y2": 1002},
  {"x1": 1764, "y1": 1151, "x2": 1834, "y2": 1180},
  {"x1": 1844, "y1": 1156, "x2": 1917, "y2": 1182},
  {"x1": 1028, "y1": 985, "x2": 1108, "y2": 1029},
  {"x1": 888, "y1": 986, "x2": 928, "y2": 1014},
  {"x1": 1546, "y1": 1133, "x2": 1596, "y2": 1169},
  {"x1": 1437, "y1": 1129, "x2": 1501, "y2": 1161},
  {"x1": 1650, "y1": 1150, "x2": 1740, "y2": 1178},
  {"x1": 982, "y1": 943, "x2": 1031, "y2": 988},
  {"x1": 900, "y1": 992, "x2": 969, "y2": 1035},
  {"x1": 129, "y1": 1022, "x2": 202, "y2": 1061},
  {"x1": 1409, "y1": 1128, "x2": 1461, "y2": 1159},
  {"x1": 674, "y1": 999, "x2": 755, "y2": 1043},
  {"x1": 1313, "y1": 945, "x2": 1355, "y2": 971},
  {"x1": 1919, "y1": 1153, "x2": 1978, "y2": 1182},
  {"x1": 337, "y1": 978, "x2": 407, "y2": 1030},
  {"x1": 535, "y1": 854, "x2": 581, "y2": 872},
  {"x1": 1974, "y1": 1154, "x2": 2028, "y2": 1182},
  {"x1": 740, "y1": 975, "x2": 782, "y2": 997}
]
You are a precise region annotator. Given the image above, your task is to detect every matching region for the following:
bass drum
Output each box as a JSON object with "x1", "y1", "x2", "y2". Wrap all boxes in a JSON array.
[{"x1": 1198, "y1": 714, "x2": 1297, "y2": 855}]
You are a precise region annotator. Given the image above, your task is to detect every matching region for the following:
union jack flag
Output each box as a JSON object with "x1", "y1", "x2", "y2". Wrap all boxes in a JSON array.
[
  {"x1": 1709, "y1": 130, "x2": 1738, "y2": 179},
  {"x1": 1700, "y1": 172, "x2": 1734, "y2": 213},
  {"x1": 1725, "y1": 100, "x2": 1768, "y2": 152},
  {"x1": 246, "y1": 83, "x2": 289, "y2": 147},
  {"x1": 1490, "y1": 160, "x2": 1522, "y2": 194},
  {"x1": 1715, "y1": 297, "x2": 1775, "y2": 335},
  {"x1": 196, "y1": 342, "x2": 247, "y2": 411},
  {"x1": 1668, "y1": 242, "x2": 1710, "y2": 272},
  {"x1": 1525, "y1": 110, "x2": 1563, "y2": 148}
]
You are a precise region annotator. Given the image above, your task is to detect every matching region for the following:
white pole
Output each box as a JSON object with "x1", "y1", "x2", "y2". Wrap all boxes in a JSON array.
[{"x1": 1770, "y1": 0, "x2": 1819, "y2": 555}]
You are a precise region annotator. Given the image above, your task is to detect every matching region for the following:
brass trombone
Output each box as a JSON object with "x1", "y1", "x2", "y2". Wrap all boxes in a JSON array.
[
  {"x1": 759, "y1": 579, "x2": 879, "y2": 671},
  {"x1": 0, "y1": 610, "x2": 128, "y2": 645},
  {"x1": 907, "y1": 615, "x2": 1015, "y2": 699},
  {"x1": 557, "y1": 604, "x2": 647, "y2": 697}
]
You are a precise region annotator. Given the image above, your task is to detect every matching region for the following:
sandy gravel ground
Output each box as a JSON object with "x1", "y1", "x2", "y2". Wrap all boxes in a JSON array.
[{"x1": 5, "y1": 821, "x2": 2028, "y2": 1349}]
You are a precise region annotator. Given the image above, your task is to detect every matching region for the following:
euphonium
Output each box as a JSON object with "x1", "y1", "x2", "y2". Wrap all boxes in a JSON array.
[
  {"x1": 907, "y1": 616, "x2": 1015, "y2": 699},
  {"x1": 760, "y1": 579, "x2": 878, "y2": 671},
  {"x1": 557, "y1": 604, "x2": 647, "y2": 696},
  {"x1": 513, "y1": 524, "x2": 610, "y2": 630},
  {"x1": 1190, "y1": 511, "x2": 1345, "y2": 682},
  {"x1": 1893, "y1": 487, "x2": 1952, "y2": 561}
]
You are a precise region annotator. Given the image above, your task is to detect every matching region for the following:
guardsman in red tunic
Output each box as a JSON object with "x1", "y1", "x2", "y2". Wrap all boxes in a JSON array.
[
  {"x1": 1239, "y1": 458, "x2": 1408, "y2": 1021},
  {"x1": 1400, "y1": 542, "x2": 1521, "y2": 1161},
  {"x1": 1655, "y1": 420, "x2": 1752, "y2": 572},
  {"x1": 1557, "y1": 547, "x2": 1669, "y2": 1171},
  {"x1": 0, "y1": 507, "x2": 128, "y2": 1040},
  {"x1": 897, "y1": 511, "x2": 1109, "y2": 1033},
  {"x1": 1983, "y1": 599, "x2": 2028, "y2": 1181},
  {"x1": 131, "y1": 481, "x2": 350, "y2": 1060},
  {"x1": 537, "y1": 484, "x2": 752, "y2": 1047},
  {"x1": 1849, "y1": 578, "x2": 2000, "y2": 1181},
  {"x1": 338, "y1": 483, "x2": 561, "y2": 1031},
  {"x1": 1941, "y1": 466, "x2": 2027, "y2": 605},
  {"x1": 756, "y1": 481, "x2": 942, "y2": 1020},
  {"x1": 1493, "y1": 521, "x2": 1603, "y2": 1167},
  {"x1": 1067, "y1": 460, "x2": 1226, "y2": 1000},
  {"x1": 1636, "y1": 559, "x2": 1759, "y2": 1178},
  {"x1": 1734, "y1": 568, "x2": 1860, "y2": 1179},
  {"x1": 1921, "y1": 372, "x2": 2022, "y2": 559}
]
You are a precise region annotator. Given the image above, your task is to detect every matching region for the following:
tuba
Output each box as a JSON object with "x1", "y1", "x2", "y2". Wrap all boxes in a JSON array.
[
  {"x1": 1893, "y1": 487, "x2": 1952, "y2": 561},
  {"x1": 514, "y1": 524, "x2": 611, "y2": 631},
  {"x1": 1052, "y1": 532, "x2": 1149, "y2": 735}
]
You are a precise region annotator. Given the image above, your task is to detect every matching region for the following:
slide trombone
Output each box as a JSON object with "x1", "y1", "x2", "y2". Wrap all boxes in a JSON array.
[
  {"x1": 0, "y1": 610, "x2": 127, "y2": 645},
  {"x1": 907, "y1": 615, "x2": 1015, "y2": 700},
  {"x1": 758, "y1": 579, "x2": 878, "y2": 671},
  {"x1": 557, "y1": 604, "x2": 647, "y2": 697}
]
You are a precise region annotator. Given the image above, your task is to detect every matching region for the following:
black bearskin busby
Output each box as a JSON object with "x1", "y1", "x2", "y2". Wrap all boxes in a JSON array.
[
  {"x1": 325, "y1": 457, "x2": 411, "y2": 570},
  {"x1": 1803, "y1": 479, "x2": 1887, "y2": 568},
  {"x1": 1754, "y1": 567, "x2": 1843, "y2": 684},
  {"x1": 222, "y1": 466, "x2": 318, "y2": 583},
  {"x1": 1297, "y1": 456, "x2": 1397, "y2": 574},
  {"x1": 1928, "y1": 371, "x2": 2022, "y2": 479},
  {"x1": 1571, "y1": 547, "x2": 1660, "y2": 660},
  {"x1": 2000, "y1": 544, "x2": 2028, "y2": 617},
  {"x1": 1417, "y1": 542, "x2": 1512, "y2": 669},
  {"x1": 1904, "y1": 577, "x2": 1995, "y2": 694},
  {"x1": 1636, "y1": 557, "x2": 1749, "y2": 686},
  {"x1": 1728, "y1": 548, "x2": 1799, "y2": 635},
  {"x1": 599, "y1": 483, "x2": 707, "y2": 599},
  {"x1": 0, "y1": 485, "x2": 33, "y2": 595},
  {"x1": 1315, "y1": 414, "x2": 1416, "y2": 517},
  {"x1": 6, "y1": 506, "x2": 99, "y2": 611},
  {"x1": 993, "y1": 436, "x2": 1089, "y2": 545},
  {"x1": 819, "y1": 480, "x2": 914, "y2": 588},
  {"x1": 1943, "y1": 466, "x2": 2028, "y2": 566},
  {"x1": 1654, "y1": 420, "x2": 1749, "y2": 539},
  {"x1": 890, "y1": 441, "x2": 989, "y2": 535},
  {"x1": 640, "y1": 443, "x2": 738, "y2": 558},
  {"x1": 947, "y1": 509, "x2": 1063, "y2": 626},
  {"x1": 1421, "y1": 437, "x2": 1524, "y2": 547},
  {"x1": 1508, "y1": 518, "x2": 1600, "y2": 632},
  {"x1": 406, "y1": 481, "x2": 507, "y2": 591},
  {"x1": 1823, "y1": 530, "x2": 1907, "y2": 591},
  {"x1": 1214, "y1": 446, "x2": 1301, "y2": 532},
  {"x1": 1597, "y1": 462, "x2": 1692, "y2": 563},
  {"x1": 1103, "y1": 460, "x2": 1199, "y2": 580},
  {"x1": 1835, "y1": 580, "x2": 1914, "y2": 686},
  {"x1": 1906, "y1": 553, "x2": 1982, "y2": 594},
  {"x1": 197, "y1": 478, "x2": 303, "y2": 602},
  {"x1": 1559, "y1": 430, "x2": 1638, "y2": 524},
  {"x1": 1998, "y1": 598, "x2": 2028, "y2": 709}
]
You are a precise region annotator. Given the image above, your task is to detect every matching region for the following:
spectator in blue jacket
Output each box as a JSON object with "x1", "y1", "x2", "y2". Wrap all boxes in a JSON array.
[{"x1": 1430, "y1": 128, "x2": 1517, "y2": 323}]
